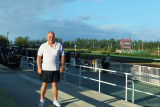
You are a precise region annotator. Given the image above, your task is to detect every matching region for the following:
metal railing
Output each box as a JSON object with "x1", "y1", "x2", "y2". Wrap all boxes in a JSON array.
[
  {"x1": 21, "y1": 56, "x2": 36, "y2": 71},
  {"x1": 125, "y1": 75, "x2": 134, "y2": 103},
  {"x1": 19, "y1": 56, "x2": 160, "y2": 104},
  {"x1": 109, "y1": 61, "x2": 160, "y2": 86},
  {"x1": 63, "y1": 63, "x2": 160, "y2": 104},
  {"x1": 64, "y1": 63, "x2": 135, "y2": 103}
]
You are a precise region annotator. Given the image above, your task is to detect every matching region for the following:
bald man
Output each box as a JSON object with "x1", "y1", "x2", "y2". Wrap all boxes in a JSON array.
[{"x1": 37, "y1": 31, "x2": 65, "y2": 107}]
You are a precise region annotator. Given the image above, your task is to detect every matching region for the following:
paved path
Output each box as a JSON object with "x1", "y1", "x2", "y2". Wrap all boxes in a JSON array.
[{"x1": 0, "y1": 64, "x2": 141, "y2": 107}]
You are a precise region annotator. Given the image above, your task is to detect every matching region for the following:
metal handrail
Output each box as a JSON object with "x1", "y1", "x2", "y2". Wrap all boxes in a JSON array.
[
  {"x1": 109, "y1": 61, "x2": 160, "y2": 87},
  {"x1": 21, "y1": 56, "x2": 35, "y2": 71},
  {"x1": 126, "y1": 80, "x2": 134, "y2": 103},
  {"x1": 20, "y1": 57, "x2": 160, "y2": 104},
  {"x1": 64, "y1": 63, "x2": 160, "y2": 104}
]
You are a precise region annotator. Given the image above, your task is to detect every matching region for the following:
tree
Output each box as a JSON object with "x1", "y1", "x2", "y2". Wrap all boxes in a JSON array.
[
  {"x1": 14, "y1": 36, "x2": 29, "y2": 47},
  {"x1": 0, "y1": 35, "x2": 9, "y2": 47},
  {"x1": 55, "y1": 38, "x2": 62, "y2": 44},
  {"x1": 63, "y1": 40, "x2": 70, "y2": 48}
]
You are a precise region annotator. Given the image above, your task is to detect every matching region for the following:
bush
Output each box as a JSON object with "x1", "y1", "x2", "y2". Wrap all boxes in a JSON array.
[{"x1": 100, "y1": 51, "x2": 107, "y2": 54}]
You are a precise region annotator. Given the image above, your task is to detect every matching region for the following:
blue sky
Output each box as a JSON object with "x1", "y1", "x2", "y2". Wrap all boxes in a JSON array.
[{"x1": 0, "y1": 0, "x2": 160, "y2": 42}]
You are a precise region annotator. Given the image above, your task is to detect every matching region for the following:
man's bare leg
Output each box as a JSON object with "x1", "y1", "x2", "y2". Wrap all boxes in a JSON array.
[
  {"x1": 40, "y1": 82, "x2": 48, "y2": 101},
  {"x1": 52, "y1": 82, "x2": 58, "y2": 101}
]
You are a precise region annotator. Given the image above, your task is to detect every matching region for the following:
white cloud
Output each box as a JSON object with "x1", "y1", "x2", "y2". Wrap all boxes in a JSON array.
[
  {"x1": 131, "y1": 29, "x2": 160, "y2": 41},
  {"x1": 0, "y1": 0, "x2": 73, "y2": 21},
  {"x1": 98, "y1": 24, "x2": 126, "y2": 30},
  {"x1": 73, "y1": 15, "x2": 91, "y2": 21},
  {"x1": 0, "y1": 0, "x2": 159, "y2": 42},
  {"x1": 0, "y1": 0, "x2": 74, "y2": 40}
]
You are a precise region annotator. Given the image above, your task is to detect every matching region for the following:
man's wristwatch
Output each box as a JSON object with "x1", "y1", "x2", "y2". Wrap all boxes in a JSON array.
[{"x1": 61, "y1": 66, "x2": 65, "y2": 68}]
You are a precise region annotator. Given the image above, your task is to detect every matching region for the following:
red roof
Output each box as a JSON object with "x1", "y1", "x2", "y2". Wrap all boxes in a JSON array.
[{"x1": 120, "y1": 39, "x2": 131, "y2": 42}]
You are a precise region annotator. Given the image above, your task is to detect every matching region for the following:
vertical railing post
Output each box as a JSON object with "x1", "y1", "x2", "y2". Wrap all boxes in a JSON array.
[
  {"x1": 21, "y1": 56, "x2": 24, "y2": 66},
  {"x1": 64, "y1": 63, "x2": 67, "y2": 81},
  {"x1": 120, "y1": 63, "x2": 122, "y2": 72},
  {"x1": 98, "y1": 69, "x2": 101, "y2": 92},
  {"x1": 24, "y1": 56, "x2": 26, "y2": 68},
  {"x1": 33, "y1": 57, "x2": 35, "y2": 71},
  {"x1": 126, "y1": 65, "x2": 129, "y2": 73},
  {"x1": 131, "y1": 65, "x2": 134, "y2": 80},
  {"x1": 27, "y1": 57, "x2": 29, "y2": 69},
  {"x1": 79, "y1": 65, "x2": 82, "y2": 87},
  {"x1": 139, "y1": 66, "x2": 142, "y2": 80},
  {"x1": 132, "y1": 81, "x2": 135, "y2": 103},
  {"x1": 125, "y1": 73, "x2": 128, "y2": 101}
]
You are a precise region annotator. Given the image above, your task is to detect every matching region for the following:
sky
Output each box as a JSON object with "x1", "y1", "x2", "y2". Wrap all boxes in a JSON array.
[{"x1": 0, "y1": 0, "x2": 160, "y2": 42}]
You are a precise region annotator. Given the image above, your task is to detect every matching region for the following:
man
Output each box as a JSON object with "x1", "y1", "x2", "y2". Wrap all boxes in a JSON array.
[
  {"x1": 92, "y1": 59, "x2": 95, "y2": 70},
  {"x1": 37, "y1": 31, "x2": 65, "y2": 107},
  {"x1": 105, "y1": 54, "x2": 111, "y2": 68}
]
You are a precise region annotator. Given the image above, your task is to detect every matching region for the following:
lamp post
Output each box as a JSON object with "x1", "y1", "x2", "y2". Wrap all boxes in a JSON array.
[
  {"x1": 158, "y1": 46, "x2": 159, "y2": 55},
  {"x1": 142, "y1": 36, "x2": 144, "y2": 52},
  {"x1": 7, "y1": 32, "x2": 9, "y2": 40},
  {"x1": 11, "y1": 41, "x2": 12, "y2": 47},
  {"x1": 7, "y1": 32, "x2": 9, "y2": 46}
]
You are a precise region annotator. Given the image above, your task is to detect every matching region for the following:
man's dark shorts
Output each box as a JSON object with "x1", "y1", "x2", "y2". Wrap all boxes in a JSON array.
[{"x1": 40, "y1": 70, "x2": 60, "y2": 83}]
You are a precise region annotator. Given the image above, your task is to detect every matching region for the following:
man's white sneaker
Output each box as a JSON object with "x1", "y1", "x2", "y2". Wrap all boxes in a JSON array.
[
  {"x1": 53, "y1": 100, "x2": 61, "y2": 107},
  {"x1": 38, "y1": 100, "x2": 45, "y2": 107}
]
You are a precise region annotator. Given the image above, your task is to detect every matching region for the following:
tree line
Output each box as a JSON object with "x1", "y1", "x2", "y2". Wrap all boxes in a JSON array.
[
  {"x1": 63, "y1": 38, "x2": 160, "y2": 52},
  {"x1": 0, "y1": 35, "x2": 160, "y2": 53}
]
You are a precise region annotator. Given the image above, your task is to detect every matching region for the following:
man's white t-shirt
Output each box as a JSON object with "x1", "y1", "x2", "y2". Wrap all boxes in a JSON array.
[{"x1": 37, "y1": 41, "x2": 65, "y2": 71}]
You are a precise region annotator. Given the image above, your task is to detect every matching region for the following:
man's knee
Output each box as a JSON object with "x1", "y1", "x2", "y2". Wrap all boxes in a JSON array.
[
  {"x1": 41, "y1": 82, "x2": 48, "y2": 89},
  {"x1": 52, "y1": 82, "x2": 57, "y2": 87}
]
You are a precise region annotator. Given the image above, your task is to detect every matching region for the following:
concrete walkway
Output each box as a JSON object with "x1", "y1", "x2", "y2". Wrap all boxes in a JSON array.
[{"x1": 0, "y1": 64, "x2": 141, "y2": 107}]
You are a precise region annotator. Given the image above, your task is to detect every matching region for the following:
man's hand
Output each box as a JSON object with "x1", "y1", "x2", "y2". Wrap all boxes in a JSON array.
[
  {"x1": 37, "y1": 55, "x2": 42, "y2": 75},
  {"x1": 60, "y1": 67, "x2": 64, "y2": 74},
  {"x1": 38, "y1": 68, "x2": 42, "y2": 74}
]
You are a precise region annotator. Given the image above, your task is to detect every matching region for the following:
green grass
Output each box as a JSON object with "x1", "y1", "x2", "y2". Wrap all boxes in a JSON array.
[
  {"x1": 64, "y1": 48, "x2": 160, "y2": 59},
  {"x1": 78, "y1": 53, "x2": 158, "y2": 63},
  {"x1": 0, "y1": 87, "x2": 19, "y2": 107}
]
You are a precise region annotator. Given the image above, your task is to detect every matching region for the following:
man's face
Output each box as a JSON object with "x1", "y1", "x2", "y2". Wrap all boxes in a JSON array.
[{"x1": 46, "y1": 33, "x2": 55, "y2": 44}]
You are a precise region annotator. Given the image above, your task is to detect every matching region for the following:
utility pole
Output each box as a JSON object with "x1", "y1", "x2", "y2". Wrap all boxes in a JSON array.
[
  {"x1": 7, "y1": 32, "x2": 9, "y2": 46},
  {"x1": 93, "y1": 39, "x2": 94, "y2": 48},
  {"x1": 158, "y1": 46, "x2": 159, "y2": 55},
  {"x1": 7, "y1": 32, "x2": 9, "y2": 40},
  {"x1": 129, "y1": 35, "x2": 133, "y2": 50},
  {"x1": 142, "y1": 35, "x2": 144, "y2": 52}
]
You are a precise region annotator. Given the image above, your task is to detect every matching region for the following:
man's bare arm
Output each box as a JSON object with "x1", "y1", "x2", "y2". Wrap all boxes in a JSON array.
[
  {"x1": 37, "y1": 55, "x2": 42, "y2": 74},
  {"x1": 60, "y1": 55, "x2": 65, "y2": 73}
]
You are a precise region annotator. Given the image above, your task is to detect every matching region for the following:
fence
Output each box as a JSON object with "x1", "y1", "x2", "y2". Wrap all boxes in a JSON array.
[
  {"x1": 19, "y1": 56, "x2": 160, "y2": 104},
  {"x1": 109, "y1": 61, "x2": 160, "y2": 86},
  {"x1": 63, "y1": 63, "x2": 160, "y2": 104},
  {"x1": 74, "y1": 58, "x2": 160, "y2": 86},
  {"x1": 21, "y1": 56, "x2": 36, "y2": 71}
]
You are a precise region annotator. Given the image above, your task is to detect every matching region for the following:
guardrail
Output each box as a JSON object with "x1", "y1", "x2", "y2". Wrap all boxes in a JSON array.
[
  {"x1": 64, "y1": 63, "x2": 135, "y2": 103},
  {"x1": 19, "y1": 56, "x2": 160, "y2": 104},
  {"x1": 109, "y1": 61, "x2": 160, "y2": 86},
  {"x1": 63, "y1": 63, "x2": 160, "y2": 104},
  {"x1": 21, "y1": 56, "x2": 36, "y2": 71}
]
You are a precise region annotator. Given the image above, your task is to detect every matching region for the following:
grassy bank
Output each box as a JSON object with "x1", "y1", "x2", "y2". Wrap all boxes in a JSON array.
[
  {"x1": 25, "y1": 48, "x2": 160, "y2": 63},
  {"x1": 0, "y1": 87, "x2": 19, "y2": 107},
  {"x1": 79, "y1": 53, "x2": 156, "y2": 63}
]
